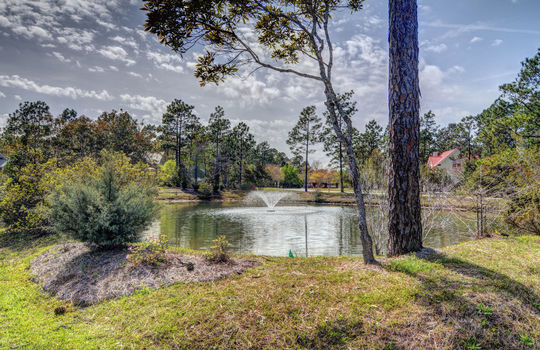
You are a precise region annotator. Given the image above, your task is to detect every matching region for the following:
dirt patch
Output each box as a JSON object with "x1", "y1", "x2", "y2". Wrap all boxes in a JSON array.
[{"x1": 30, "y1": 243, "x2": 260, "y2": 306}]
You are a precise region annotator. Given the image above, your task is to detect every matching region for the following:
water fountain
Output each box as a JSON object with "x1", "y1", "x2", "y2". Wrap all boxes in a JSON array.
[{"x1": 247, "y1": 190, "x2": 289, "y2": 209}]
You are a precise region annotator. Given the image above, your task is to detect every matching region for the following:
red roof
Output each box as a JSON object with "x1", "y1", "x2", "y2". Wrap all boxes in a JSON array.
[{"x1": 427, "y1": 149, "x2": 458, "y2": 167}]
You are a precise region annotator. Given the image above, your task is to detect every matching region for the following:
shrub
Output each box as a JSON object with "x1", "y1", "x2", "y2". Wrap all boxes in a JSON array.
[
  {"x1": 50, "y1": 163, "x2": 159, "y2": 249},
  {"x1": 127, "y1": 235, "x2": 168, "y2": 266},
  {"x1": 0, "y1": 157, "x2": 49, "y2": 231},
  {"x1": 159, "y1": 160, "x2": 177, "y2": 187},
  {"x1": 206, "y1": 235, "x2": 230, "y2": 263},
  {"x1": 197, "y1": 182, "x2": 213, "y2": 199}
]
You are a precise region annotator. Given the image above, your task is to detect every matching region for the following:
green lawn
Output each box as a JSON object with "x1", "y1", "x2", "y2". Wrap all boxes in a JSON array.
[{"x1": 1, "y1": 232, "x2": 538, "y2": 349}]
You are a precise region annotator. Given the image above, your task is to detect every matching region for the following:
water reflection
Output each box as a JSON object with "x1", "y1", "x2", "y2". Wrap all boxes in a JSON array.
[{"x1": 148, "y1": 202, "x2": 476, "y2": 257}]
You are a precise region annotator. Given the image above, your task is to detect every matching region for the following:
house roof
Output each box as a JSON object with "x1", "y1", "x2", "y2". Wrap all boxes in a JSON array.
[{"x1": 427, "y1": 149, "x2": 458, "y2": 167}]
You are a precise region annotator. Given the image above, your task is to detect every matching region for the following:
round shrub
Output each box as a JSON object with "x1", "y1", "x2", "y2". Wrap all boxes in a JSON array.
[{"x1": 50, "y1": 164, "x2": 159, "y2": 249}]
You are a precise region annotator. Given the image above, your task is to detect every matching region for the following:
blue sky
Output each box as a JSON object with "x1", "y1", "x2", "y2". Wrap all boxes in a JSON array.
[{"x1": 0, "y1": 0, "x2": 539, "y2": 156}]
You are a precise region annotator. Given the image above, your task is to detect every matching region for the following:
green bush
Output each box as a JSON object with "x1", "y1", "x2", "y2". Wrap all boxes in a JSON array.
[
  {"x1": 197, "y1": 182, "x2": 213, "y2": 199},
  {"x1": 281, "y1": 164, "x2": 302, "y2": 188},
  {"x1": 50, "y1": 163, "x2": 159, "y2": 249},
  {"x1": 159, "y1": 159, "x2": 178, "y2": 187}
]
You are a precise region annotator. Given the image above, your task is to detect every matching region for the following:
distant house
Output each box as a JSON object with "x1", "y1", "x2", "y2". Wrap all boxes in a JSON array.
[
  {"x1": 427, "y1": 149, "x2": 464, "y2": 181},
  {"x1": 0, "y1": 152, "x2": 8, "y2": 170}
]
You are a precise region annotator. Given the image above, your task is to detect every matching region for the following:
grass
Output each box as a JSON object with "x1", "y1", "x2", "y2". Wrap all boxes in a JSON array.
[{"x1": 1, "y1": 231, "x2": 538, "y2": 349}]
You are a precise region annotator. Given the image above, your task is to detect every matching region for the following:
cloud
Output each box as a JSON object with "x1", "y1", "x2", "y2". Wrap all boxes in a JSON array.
[
  {"x1": 0, "y1": 75, "x2": 113, "y2": 100},
  {"x1": 491, "y1": 39, "x2": 503, "y2": 46},
  {"x1": 128, "y1": 72, "x2": 143, "y2": 78},
  {"x1": 470, "y1": 36, "x2": 483, "y2": 43},
  {"x1": 0, "y1": 91, "x2": 5, "y2": 98},
  {"x1": 218, "y1": 75, "x2": 281, "y2": 107},
  {"x1": 88, "y1": 66, "x2": 105, "y2": 73},
  {"x1": 425, "y1": 43, "x2": 448, "y2": 53},
  {"x1": 98, "y1": 46, "x2": 136, "y2": 66},
  {"x1": 425, "y1": 20, "x2": 540, "y2": 35},
  {"x1": 51, "y1": 51, "x2": 71, "y2": 63},
  {"x1": 119, "y1": 94, "x2": 168, "y2": 121},
  {"x1": 147, "y1": 52, "x2": 184, "y2": 73}
]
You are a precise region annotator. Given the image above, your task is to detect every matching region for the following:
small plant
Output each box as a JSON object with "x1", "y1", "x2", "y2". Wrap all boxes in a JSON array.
[
  {"x1": 206, "y1": 235, "x2": 231, "y2": 263},
  {"x1": 475, "y1": 304, "x2": 493, "y2": 316},
  {"x1": 127, "y1": 235, "x2": 168, "y2": 266},
  {"x1": 462, "y1": 337, "x2": 480, "y2": 350},
  {"x1": 520, "y1": 334, "x2": 534, "y2": 346}
]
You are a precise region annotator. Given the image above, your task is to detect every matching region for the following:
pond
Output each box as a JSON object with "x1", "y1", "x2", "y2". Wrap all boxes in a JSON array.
[{"x1": 145, "y1": 201, "x2": 478, "y2": 257}]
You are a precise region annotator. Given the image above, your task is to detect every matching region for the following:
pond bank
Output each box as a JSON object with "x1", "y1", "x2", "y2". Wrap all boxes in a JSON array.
[
  {"x1": 1, "y1": 232, "x2": 538, "y2": 349},
  {"x1": 156, "y1": 187, "x2": 502, "y2": 212}
]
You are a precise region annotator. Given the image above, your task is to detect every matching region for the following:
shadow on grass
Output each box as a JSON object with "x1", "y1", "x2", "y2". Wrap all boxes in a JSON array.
[
  {"x1": 385, "y1": 249, "x2": 539, "y2": 349},
  {"x1": 0, "y1": 228, "x2": 60, "y2": 253}
]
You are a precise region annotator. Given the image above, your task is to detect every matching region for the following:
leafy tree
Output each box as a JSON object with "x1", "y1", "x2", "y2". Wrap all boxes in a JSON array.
[
  {"x1": 142, "y1": 0, "x2": 378, "y2": 263},
  {"x1": 159, "y1": 159, "x2": 178, "y2": 186},
  {"x1": 388, "y1": 0, "x2": 422, "y2": 255},
  {"x1": 287, "y1": 106, "x2": 322, "y2": 192},
  {"x1": 161, "y1": 99, "x2": 198, "y2": 187},
  {"x1": 281, "y1": 164, "x2": 302, "y2": 188},
  {"x1": 95, "y1": 110, "x2": 154, "y2": 164},
  {"x1": 52, "y1": 116, "x2": 99, "y2": 161}
]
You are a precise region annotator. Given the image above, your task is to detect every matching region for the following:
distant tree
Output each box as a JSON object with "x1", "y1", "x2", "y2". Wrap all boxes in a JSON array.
[
  {"x1": 96, "y1": 110, "x2": 154, "y2": 164},
  {"x1": 420, "y1": 111, "x2": 438, "y2": 163},
  {"x1": 281, "y1": 164, "x2": 302, "y2": 188},
  {"x1": 208, "y1": 106, "x2": 231, "y2": 192},
  {"x1": 322, "y1": 91, "x2": 357, "y2": 192},
  {"x1": 161, "y1": 99, "x2": 197, "y2": 187},
  {"x1": 230, "y1": 122, "x2": 255, "y2": 186},
  {"x1": 355, "y1": 120, "x2": 384, "y2": 163},
  {"x1": 388, "y1": 0, "x2": 423, "y2": 255},
  {"x1": 53, "y1": 116, "x2": 98, "y2": 160},
  {"x1": 2, "y1": 101, "x2": 53, "y2": 152},
  {"x1": 60, "y1": 108, "x2": 78, "y2": 122},
  {"x1": 287, "y1": 106, "x2": 322, "y2": 192}
]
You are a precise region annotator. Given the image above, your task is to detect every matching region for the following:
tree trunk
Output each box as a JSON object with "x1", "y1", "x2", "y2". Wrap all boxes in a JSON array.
[
  {"x1": 304, "y1": 137, "x2": 309, "y2": 192},
  {"x1": 387, "y1": 0, "x2": 423, "y2": 256},
  {"x1": 323, "y1": 87, "x2": 377, "y2": 265},
  {"x1": 339, "y1": 142, "x2": 344, "y2": 192}
]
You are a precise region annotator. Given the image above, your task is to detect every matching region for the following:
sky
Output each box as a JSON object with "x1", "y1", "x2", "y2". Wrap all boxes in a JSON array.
[{"x1": 0, "y1": 0, "x2": 539, "y2": 158}]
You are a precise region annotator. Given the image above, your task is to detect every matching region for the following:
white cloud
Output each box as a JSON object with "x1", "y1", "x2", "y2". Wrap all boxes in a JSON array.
[
  {"x1": 51, "y1": 51, "x2": 71, "y2": 63},
  {"x1": 147, "y1": 52, "x2": 184, "y2": 73},
  {"x1": 119, "y1": 94, "x2": 168, "y2": 121},
  {"x1": 0, "y1": 75, "x2": 113, "y2": 100},
  {"x1": 470, "y1": 36, "x2": 483, "y2": 43},
  {"x1": 0, "y1": 91, "x2": 5, "y2": 98},
  {"x1": 98, "y1": 46, "x2": 136, "y2": 66},
  {"x1": 218, "y1": 75, "x2": 281, "y2": 107},
  {"x1": 425, "y1": 43, "x2": 448, "y2": 53},
  {"x1": 128, "y1": 72, "x2": 143, "y2": 78},
  {"x1": 88, "y1": 66, "x2": 105, "y2": 73},
  {"x1": 491, "y1": 39, "x2": 503, "y2": 46}
]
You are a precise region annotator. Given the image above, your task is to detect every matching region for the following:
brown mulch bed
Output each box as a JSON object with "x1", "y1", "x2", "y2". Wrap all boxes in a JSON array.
[{"x1": 30, "y1": 243, "x2": 260, "y2": 306}]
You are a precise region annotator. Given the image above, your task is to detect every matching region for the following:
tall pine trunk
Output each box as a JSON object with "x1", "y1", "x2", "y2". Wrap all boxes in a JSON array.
[{"x1": 387, "y1": 0, "x2": 423, "y2": 255}]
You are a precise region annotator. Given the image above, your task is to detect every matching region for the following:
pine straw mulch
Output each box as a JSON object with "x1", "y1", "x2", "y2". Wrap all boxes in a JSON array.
[{"x1": 30, "y1": 243, "x2": 260, "y2": 307}]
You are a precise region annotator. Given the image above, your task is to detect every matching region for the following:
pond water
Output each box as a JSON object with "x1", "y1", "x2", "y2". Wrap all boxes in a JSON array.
[{"x1": 145, "y1": 201, "x2": 477, "y2": 257}]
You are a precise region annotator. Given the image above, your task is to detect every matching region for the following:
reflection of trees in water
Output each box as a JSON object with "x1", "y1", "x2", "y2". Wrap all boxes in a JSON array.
[
  {"x1": 157, "y1": 203, "x2": 477, "y2": 256},
  {"x1": 160, "y1": 203, "x2": 256, "y2": 253}
]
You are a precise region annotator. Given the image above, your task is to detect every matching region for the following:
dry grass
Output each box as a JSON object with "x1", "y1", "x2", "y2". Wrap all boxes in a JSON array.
[
  {"x1": 30, "y1": 242, "x2": 259, "y2": 306},
  {"x1": 0, "y1": 232, "x2": 538, "y2": 349}
]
